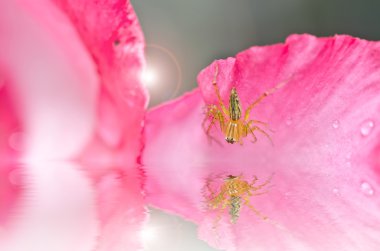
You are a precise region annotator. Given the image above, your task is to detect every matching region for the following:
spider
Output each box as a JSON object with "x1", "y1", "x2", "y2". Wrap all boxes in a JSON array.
[
  {"x1": 205, "y1": 174, "x2": 272, "y2": 224},
  {"x1": 203, "y1": 64, "x2": 288, "y2": 144}
]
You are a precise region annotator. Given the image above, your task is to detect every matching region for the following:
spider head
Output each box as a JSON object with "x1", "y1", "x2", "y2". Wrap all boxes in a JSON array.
[
  {"x1": 225, "y1": 122, "x2": 240, "y2": 144},
  {"x1": 225, "y1": 137, "x2": 237, "y2": 144}
]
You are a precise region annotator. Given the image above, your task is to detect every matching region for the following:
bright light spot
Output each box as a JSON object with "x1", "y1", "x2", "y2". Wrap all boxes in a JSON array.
[
  {"x1": 140, "y1": 226, "x2": 157, "y2": 244},
  {"x1": 141, "y1": 67, "x2": 157, "y2": 87}
]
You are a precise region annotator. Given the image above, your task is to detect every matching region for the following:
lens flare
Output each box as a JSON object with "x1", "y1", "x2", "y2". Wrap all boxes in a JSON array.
[{"x1": 141, "y1": 67, "x2": 158, "y2": 87}]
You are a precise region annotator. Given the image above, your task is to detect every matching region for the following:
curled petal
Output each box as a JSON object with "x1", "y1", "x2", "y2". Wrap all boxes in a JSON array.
[
  {"x1": 144, "y1": 34, "x2": 380, "y2": 250},
  {"x1": 0, "y1": 0, "x2": 147, "y2": 250},
  {"x1": 0, "y1": 0, "x2": 98, "y2": 249},
  {"x1": 0, "y1": 0, "x2": 98, "y2": 160},
  {"x1": 54, "y1": 0, "x2": 148, "y2": 157},
  {"x1": 54, "y1": 1, "x2": 148, "y2": 250}
]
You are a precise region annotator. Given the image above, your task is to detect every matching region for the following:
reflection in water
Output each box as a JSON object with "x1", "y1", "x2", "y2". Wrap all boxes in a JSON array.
[
  {"x1": 1, "y1": 162, "x2": 98, "y2": 251},
  {"x1": 0, "y1": 161, "x2": 218, "y2": 251},
  {"x1": 0, "y1": 162, "x2": 146, "y2": 251},
  {"x1": 0, "y1": 162, "x2": 214, "y2": 251},
  {"x1": 0, "y1": 163, "x2": 23, "y2": 227}
]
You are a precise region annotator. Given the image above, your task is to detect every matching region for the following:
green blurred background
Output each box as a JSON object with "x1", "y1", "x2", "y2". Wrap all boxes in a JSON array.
[{"x1": 132, "y1": 0, "x2": 380, "y2": 107}]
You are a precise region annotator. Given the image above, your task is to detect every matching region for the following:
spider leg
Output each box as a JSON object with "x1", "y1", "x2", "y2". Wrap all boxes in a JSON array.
[
  {"x1": 221, "y1": 196, "x2": 230, "y2": 210},
  {"x1": 205, "y1": 177, "x2": 217, "y2": 200},
  {"x1": 212, "y1": 210, "x2": 223, "y2": 229},
  {"x1": 244, "y1": 79, "x2": 289, "y2": 121},
  {"x1": 216, "y1": 111, "x2": 227, "y2": 134},
  {"x1": 205, "y1": 114, "x2": 217, "y2": 135},
  {"x1": 237, "y1": 121, "x2": 245, "y2": 145},
  {"x1": 250, "y1": 119, "x2": 275, "y2": 133},
  {"x1": 202, "y1": 115, "x2": 218, "y2": 144},
  {"x1": 248, "y1": 175, "x2": 258, "y2": 188},
  {"x1": 251, "y1": 191, "x2": 270, "y2": 196},
  {"x1": 207, "y1": 183, "x2": 230, "y2": 229},
  {"x1": 202, "y1": 107, "x2": 214, "y2": 132},
  {"x1": 210, "y1": 197, "x2": 230, "y2": 229},
  {"x1": 247, "y1": 188, "x2": 269, "y2": 197},
  {"x1": 212, "y1": 64, "x2": 230, "y2": 117},
  {"x1": 251, "y1": 174, "x2": 273, "y2": 191},
  {"x1": 245, "y1": 123, "x2": 258, "y2": 143},
  {"x1": 251, "y1": 125, "x2": 274, "y2": 146},
  {"x1": 202, "y1": 108, "x2": 224, "y2": 146},
  {"x1": 249, "y1": 127, "x2": 258, "y2": 143},
  {"x1": 242, "y1": 195, "x2": 268, "y2": 220},
  {"x1": 211, "y1": 106, "x2": 227, "y2": 127},
  {"x1": 209, "y1": 186, "x2": 228, "y2": 209}
]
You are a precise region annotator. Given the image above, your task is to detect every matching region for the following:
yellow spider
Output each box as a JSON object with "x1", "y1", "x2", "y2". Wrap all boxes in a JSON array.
[
  {"x1": 203, "y1": 64, "x2": 288, "y2": 144},
  {"x1": 205, "y1": 174, "x2": 272, "y2": 224}
]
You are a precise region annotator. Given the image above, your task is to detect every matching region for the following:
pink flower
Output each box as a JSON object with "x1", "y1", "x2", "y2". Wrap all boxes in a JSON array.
[
  {"x1": 0, "y1": 0, "x2": 147, "y2": 250},
  {"x1": 2, "y1": 0, "x2": 380, "y2": 250},
  {"x1": 143, "y1": 34, "x2": 380, "y2": 250}
]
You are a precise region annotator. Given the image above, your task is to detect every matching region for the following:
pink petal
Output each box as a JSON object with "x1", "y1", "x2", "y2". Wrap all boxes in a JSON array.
[
  {"x1": 0, "y1": 0, "x2": 97, "y2": 235},
  {"x1": 53, "y1": 1, "x2": 148, "y2": 250},
  {"x1": 0, "y1": 79, "x2": 24, "y2": 228},
  {"x1": 0, "y1": 0, "x2": 98, "y2": 160},
  {"x1": 54, "y1": 0, "x2": 148, "y2": 159},
  {"x1": 143, "y1": 34, "x2": 380, "y2": 250},
  {"x1": 0, "y1": 0, "x2": 147, "y2": 250},
  {"x1": 0, "y1": 0, "x2": 98, "y2": 248}
]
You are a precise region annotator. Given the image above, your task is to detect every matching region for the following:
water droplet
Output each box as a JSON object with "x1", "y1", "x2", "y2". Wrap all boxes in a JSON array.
[
  {"x1": 332, "y1": 188, "x2": 340, "y2": 195},
  {"x1": 360, "y1": 120, "x2": 375, "y2": 137},
  {"x1": 345, "y1": 161, "x2": 352, "y2": 168},
  {"x1": 285, "y1": 117, "x2": 293, "y2": 126},
  {"x1": 332, "y1": 120, "x2": 340, "y2": 129},
  {"x1": 360, "y1": 181, "x2": 374, "y2": 196},
  {"x1": 8, "y1": 132, "x2": 24, "y2": 151},
  {"x1": 345, "y1": 153, "x2": 352, "y2": 160}
]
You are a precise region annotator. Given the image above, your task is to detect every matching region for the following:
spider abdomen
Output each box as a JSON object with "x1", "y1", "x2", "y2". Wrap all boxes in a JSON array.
[
  {"x1": 229, "y1": 195, "x2": 241, "y2": 223},
  {"x1": 229, "y1": 87, "x2": 241, "y2": 121}
]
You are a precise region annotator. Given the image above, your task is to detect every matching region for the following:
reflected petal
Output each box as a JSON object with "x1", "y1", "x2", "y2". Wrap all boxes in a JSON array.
[
  {"x1": 0, "y1": 69, "x2": 24, "y2": 228},
  {"x1": 1, "y1": 162, "x2": 98, "y2": 251}
]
